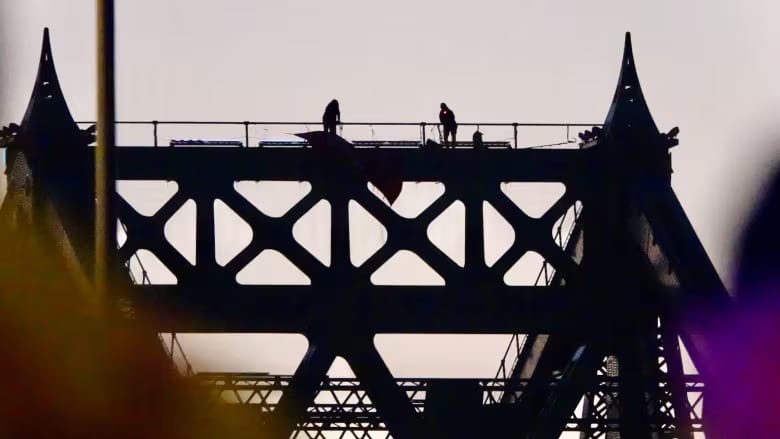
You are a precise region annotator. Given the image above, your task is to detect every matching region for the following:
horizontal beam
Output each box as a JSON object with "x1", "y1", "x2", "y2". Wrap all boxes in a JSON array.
[
  {"x1": 130, "y1": 284, "x2": 588, "y2": 333},
  {"x1": 114, "y1": 147, "x2": 586, "y2": 182}
]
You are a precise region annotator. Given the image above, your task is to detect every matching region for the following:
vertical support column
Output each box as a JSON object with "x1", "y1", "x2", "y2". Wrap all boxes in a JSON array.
[
  {"x1": 463, "y1": 184, "x2": 485, "y2": 270},
  {"x1": 195, "y1": 191, "x2": 216, "y2": 269},
  {"x1": 330, "y1": 192, "x2": 350, "y2": 271},
  {"x1": 95, "y1": 0, "x2": 116, "y2": 302}
]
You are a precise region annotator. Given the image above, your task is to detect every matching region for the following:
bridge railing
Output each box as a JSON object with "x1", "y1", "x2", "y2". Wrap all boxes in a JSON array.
[{"x1": 76, "y1": 120, "x2": 601, "y2": 149}]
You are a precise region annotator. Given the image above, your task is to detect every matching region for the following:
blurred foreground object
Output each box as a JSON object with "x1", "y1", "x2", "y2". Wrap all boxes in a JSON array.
[
  {"x1": 0, "y1": 229, "x2": 265, "y2": 438},
  {"x1": 704, "y1": 165, "x2": 780, "y2": 438},
  {"x1": 0, "y1": 27, "x2": 267, "y2": 439}
]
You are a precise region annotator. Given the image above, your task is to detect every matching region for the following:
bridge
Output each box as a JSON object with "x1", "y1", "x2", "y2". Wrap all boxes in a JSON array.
[{"x1": 0, "y1": 29, "x2": 728, "y2": 438}]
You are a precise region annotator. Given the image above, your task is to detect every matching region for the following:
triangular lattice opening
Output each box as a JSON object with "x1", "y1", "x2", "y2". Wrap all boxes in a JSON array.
[
  {"x1": 483, "y1": 201, "x2": 515, "y2": 267},
  {"x1": 292, "y1": 199, "x2": 331, "y2": 266},
  {"x1": 503, "y1": 251, "x2": 547, "y2": 286},
  {"x1": 370, "y1": 250, "x2": 445, "y2": 286},
  {"x1": 349, "y1": 200, "x2": 388, "y2": 267},
  {"x1": 327, "y1": 356, "x2": 356, "y2": 379},
  {"x1": 129, "y1": 249, "x2": 177, "y2": 284},
  {"x1": 214, "y1": 199, "x2": 253, "y2": 266},
  {"x1": 236, "y1": 249, "x2": 311, "y2": 285},
  {"x1": 500, "y1": 182, "x2": 566, "y2": 218},
  {"x1": 551, "y1": 200, "x2": 581, "y2": 249},
  {"x1": 117, "y1": 219, "x2": 127, "y2": 248},
  {"x1": 163, "y1": 199, "x2": 196, "y2": 265},
  {"x1": 427, "y1": 200, "x2": 465, "y2": 267},
  {"x1": 368, "y1": 181, "x2": 445, "y2": 218},
  {"x1": 117, "y1": 180, "x2": 179, "y2": 216},
  {"x1": 234, "y1": 181, "x2": 311, "y2": 218},
  {"x1": 311, "y1": 357, "x2": 374, "y2": 429}
]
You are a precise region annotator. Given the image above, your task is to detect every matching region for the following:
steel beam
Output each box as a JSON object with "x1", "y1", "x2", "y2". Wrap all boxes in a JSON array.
[
  {"x1": 112, "y1": 147, "x2": 585, "y2": 182},
  {"x1": 527, "y1": 344, "x2": 607, "y2": 438},
  {"x1": 130, "y1": 284, "x2": 584, "y2": 333},
  {"x1": 343, "y1": 337, "x2": 424, "y2": 439},
  {"x1": 270, "y1": 342, "x2": 337, "y2": 439}
]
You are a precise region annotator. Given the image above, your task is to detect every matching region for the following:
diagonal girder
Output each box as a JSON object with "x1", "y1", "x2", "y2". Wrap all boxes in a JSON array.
[
  {"x1": 527, "y1": 344, "x2": 608, "y2": 439},
  {"x1": 271, "y1": 342, "x2": 337, "y2": 438},
  {"x1": 343, "y1": 337, "x2": 424, "y2": 439}
]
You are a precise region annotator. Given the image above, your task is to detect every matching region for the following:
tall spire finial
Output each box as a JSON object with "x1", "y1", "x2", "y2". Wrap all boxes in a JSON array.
[
  {"x1": 602, "y1": 32, "x2": 660, "y2": 142},
  {"x1": 42, "y1": 27, "x2": 52, "y2": 57},
  {"x1": 20, "y1": 27, "x2": 81, "y2": 144}
]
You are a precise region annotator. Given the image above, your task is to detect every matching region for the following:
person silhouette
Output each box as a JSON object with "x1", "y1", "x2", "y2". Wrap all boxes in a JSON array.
[
  {"x1": 472, "y1": 129, "x2": 484, "y2": 150},
  {"x1": 439, "y1": 103, "x2": 457, "y2": 148},
  {"x1": 323, "y1": 99, "x2": 341, "y2": 135}
]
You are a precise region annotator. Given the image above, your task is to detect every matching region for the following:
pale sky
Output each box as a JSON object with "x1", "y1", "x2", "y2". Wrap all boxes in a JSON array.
[{"x1": 0, "y1": 0, "x2": 778, "y2": 416}]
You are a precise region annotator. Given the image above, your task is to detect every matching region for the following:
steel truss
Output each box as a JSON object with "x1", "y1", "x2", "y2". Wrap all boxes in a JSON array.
[
  {"x1": 193, "y1": 373, "x2": 704, "y2": 438},
  {"x1": 1, "y1": 29, "x2": 729, "y2": 438}
]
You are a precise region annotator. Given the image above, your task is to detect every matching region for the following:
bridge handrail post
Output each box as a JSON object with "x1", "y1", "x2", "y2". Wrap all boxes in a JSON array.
[
  {"x1": 513, "y1": 122, "x2": 519, "y2": 149},
  {"x1": 152, "y1": 120, "x2": 158, "y2": 147},
  {"x1": 420, "y1": 122, "x2": 426, "y2": 146},
  {"x1": 243, "y1": 121, "x2": 249, "y2": 148}
]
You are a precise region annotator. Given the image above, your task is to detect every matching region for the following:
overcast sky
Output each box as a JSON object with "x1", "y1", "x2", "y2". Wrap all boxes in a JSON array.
[{"x1": 1, "y1": 0, "x2": 779, "y2": 391}]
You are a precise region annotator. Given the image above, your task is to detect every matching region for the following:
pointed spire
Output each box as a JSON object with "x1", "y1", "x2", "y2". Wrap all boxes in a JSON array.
[
  {"x1": 19, "y1": 27, "x2": 81, "y2": 145},
  {"x1": 602, "y1": 32, "x2": 660, "y2": 142}
]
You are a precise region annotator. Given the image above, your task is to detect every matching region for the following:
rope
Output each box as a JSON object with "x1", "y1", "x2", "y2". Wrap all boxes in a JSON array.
[{"x1": 520, "y1": 140, "x2": 578, "y2": 149}]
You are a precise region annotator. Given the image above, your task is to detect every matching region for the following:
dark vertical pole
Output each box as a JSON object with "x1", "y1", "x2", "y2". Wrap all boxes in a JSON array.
[
  {"x1": 95, "y1": 0, "x2": 116, "y2": 301},
  {"x1": 513, "y1": 123, "x2": 518, "y2": 149},
  {"x1": 153, "y1": 120, "x2": 158, "y2": 147},
  {"x1": 243, "y1": 121, "x2": 249, "y2": 147}
]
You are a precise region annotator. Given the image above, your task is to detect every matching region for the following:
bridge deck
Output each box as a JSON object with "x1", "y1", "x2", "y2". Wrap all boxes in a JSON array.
[{"x1": 114, "y1": 146, "x2": 586, "y2": 182}]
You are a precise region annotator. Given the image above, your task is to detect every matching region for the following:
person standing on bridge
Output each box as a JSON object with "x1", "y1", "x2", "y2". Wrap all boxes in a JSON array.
[
  {"x1": 439, "y1": 103, "x2": 457, "y2": 147},
  {"x1": 323, "y1": 99, "x2": 341, "y2": 135}
]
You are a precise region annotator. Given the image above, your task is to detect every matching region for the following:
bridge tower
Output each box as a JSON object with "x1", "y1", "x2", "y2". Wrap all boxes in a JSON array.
[
  {"x1": 1, "y1": 29, "x2": 726, "y2": 438},
  {"x1": 1, "y1": 28, "x2": 96, "y2": 283}
]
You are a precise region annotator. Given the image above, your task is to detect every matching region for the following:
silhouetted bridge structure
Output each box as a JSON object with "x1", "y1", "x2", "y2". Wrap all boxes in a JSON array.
[{"x1": 1, "y1": 29, "x2": 728, "y2": 438}]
